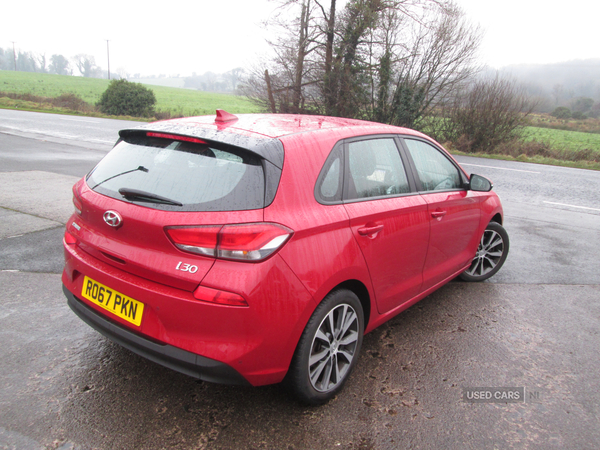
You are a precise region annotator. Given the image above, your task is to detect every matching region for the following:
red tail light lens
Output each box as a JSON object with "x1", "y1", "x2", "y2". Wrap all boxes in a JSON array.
[
  {"x1": 218, "y1": 224, "x2": 292, "y2": 261},
  {"x1": 166, "y1": 223, "x2": 293, "y2": 262},
  {"x1": 165, "y1": 226, "x2": 222, "y2": 257}
]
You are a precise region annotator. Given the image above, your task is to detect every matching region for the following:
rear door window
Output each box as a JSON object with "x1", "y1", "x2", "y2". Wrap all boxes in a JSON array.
[{"x1": 87, "y1": 134, "x2": 265, "y2": 211}]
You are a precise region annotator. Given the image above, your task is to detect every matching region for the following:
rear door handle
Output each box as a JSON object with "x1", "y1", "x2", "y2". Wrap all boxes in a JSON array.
[
  {"x1": 358, "y1": 224, "x2": 384, "y2": 237},
  {"x1": 431, "y1": 210, "x2": 447, "y2": 220}
]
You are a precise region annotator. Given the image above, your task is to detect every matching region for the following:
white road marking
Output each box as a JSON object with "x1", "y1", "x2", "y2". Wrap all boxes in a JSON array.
[
  {"x1": 460, "y1": 163, "x2": 540, "y2": 174},
  {"x1": 543, "y1": 201, "x2": 600, "y2": 212},
  {"x1": 0, "y1": 126, "x2": 113, "y2": 144},
  {"x1": 59, "y1": 117, "x2": 101, "y2": 123}
]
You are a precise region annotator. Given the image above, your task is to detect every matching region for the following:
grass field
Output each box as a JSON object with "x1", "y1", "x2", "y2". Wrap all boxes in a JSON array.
[
  {"x1": 0, "y1": 71, "x2": 262, "y2": 116},
  {"x1": 523, "y1": 126, "x2": 600, "y2": 151}
]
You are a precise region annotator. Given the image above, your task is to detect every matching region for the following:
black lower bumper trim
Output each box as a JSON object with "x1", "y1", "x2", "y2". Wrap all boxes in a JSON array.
[{"x1": 64, "y1": 285, "x2": 250, "y2": 386}]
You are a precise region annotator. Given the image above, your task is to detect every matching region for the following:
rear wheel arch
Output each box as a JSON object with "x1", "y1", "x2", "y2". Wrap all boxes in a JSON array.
[
  {"x1": 491, "y1": 213, "x2": 503, "y2": 225},
  {"x1": 331, "y1": 279, "x2": 371, "y2": 328}
]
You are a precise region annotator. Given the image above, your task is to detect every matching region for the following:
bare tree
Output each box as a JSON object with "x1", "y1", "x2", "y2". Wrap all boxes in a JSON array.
[
  {"x1": 242, "y1": 0, "x2": 323, "y2": 113},
  {"x1": 35, "y1": 53, "x2": 48, "y2": 73},
  {"x1": 74, "y1": 54, "x2": 102, "y2": 78},
  {"x1": 374, "y1": 3, "x2": 481, "y2": 127},
  {"x1": 244, "y1": 0, "x2": 481, "y2": 125},
  {"x1": 436, "y1": 75, "x2": 536, "y2": 153}
]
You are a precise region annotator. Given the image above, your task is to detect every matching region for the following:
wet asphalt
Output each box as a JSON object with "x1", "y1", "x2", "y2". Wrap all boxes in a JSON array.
[{"x1": 1, "y1": 110, "x2": 599, "y2": 449}]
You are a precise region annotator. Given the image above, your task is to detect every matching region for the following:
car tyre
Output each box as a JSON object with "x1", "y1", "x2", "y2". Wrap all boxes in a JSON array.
[
  {"x1": 460, "y1": 221, "x2": 509, "y2": 282},
  {"x1": 287, "y1": 289, "x2": 364, "y2": 405}
]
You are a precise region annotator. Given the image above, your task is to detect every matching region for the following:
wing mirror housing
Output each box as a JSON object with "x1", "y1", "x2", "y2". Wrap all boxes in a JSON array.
[{"x1": 468, "y1": 174, "x2": 493, "y2": 192}]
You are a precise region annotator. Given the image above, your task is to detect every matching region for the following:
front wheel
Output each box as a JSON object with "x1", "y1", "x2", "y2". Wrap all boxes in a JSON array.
[
  {"x1": 286, "y1": 289, "x2": 364, "y2": 405},
  {"x1": 460, "y1": 221, "x2": 509, "y2": 282}
]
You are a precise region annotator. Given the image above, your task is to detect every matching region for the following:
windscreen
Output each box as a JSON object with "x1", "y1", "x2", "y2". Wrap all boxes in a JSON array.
[{"x1": 86, "y1": 134, "x2": 265, "y2": 211}]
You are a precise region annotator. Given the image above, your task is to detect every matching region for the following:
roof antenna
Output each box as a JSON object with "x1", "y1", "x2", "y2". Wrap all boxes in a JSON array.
[{"x1": 215, "y1": 109, "x2": 238, "y2": 123}]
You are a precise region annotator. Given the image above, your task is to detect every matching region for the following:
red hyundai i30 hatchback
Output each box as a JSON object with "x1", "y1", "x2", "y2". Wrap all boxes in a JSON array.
[{"x1": 62, "y1": 110, "x2": 508, "y2": 404}]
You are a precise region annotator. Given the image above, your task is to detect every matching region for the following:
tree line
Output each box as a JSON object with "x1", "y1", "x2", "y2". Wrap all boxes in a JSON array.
[
  {"x1": 0, "y1": 46, "x2": 247, "y2": 94},
  {"x1": 0, "y1": 47, "x2": 107, "y2": 78}
]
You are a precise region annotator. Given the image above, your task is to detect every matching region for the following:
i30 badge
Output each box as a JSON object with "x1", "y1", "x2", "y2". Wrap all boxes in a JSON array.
[{"x1": 103, "y1": 210, "x2": 123, "y2": 228}]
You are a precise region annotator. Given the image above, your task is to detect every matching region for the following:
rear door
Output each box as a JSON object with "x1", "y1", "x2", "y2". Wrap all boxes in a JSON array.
[
  {"x1": 401, "y1": 138, "x2": 481, "y2": 289},
  {"x1": 342, "y1": 137, "x2": 430, "y2": 314}
]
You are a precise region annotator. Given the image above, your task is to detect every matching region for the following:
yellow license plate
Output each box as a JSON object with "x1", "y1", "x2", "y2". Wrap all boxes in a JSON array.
[{"x1": 81, "y1": 276, "x2": 144, "y2": 327}]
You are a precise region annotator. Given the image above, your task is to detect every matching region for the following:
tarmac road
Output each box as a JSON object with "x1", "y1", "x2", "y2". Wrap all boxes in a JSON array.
[{"x1": 1, "y1": 110, "x2": 599, "y2": 449}]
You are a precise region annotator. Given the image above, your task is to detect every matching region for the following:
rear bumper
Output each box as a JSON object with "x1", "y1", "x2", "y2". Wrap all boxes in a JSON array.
[{"x1": 64, "y1": 285, "x2": 250, "y2": 386}]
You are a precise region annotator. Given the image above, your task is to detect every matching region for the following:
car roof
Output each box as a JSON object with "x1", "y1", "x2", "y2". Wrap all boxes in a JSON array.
[
  {"x1": 147, "y1": 112, "x2": 426, "y2": 139},
  {"x1": 119, "y1": 112, "x2": 430, "y2": 169}
]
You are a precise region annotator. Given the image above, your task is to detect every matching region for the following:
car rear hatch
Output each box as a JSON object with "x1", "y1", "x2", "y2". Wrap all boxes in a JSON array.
[{"x1": 70, "y1": 129, "x2": 284, "y2": 292}]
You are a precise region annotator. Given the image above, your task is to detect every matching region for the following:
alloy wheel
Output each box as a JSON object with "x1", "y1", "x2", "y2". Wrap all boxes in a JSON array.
[{"x1": 308, "y1": 303, "x2": 360, "y2": 393}]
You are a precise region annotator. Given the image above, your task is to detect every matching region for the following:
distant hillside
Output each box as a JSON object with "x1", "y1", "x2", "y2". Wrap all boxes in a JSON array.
[{"x1": 496, "y1": 59, "x2": 600, "y2": 112}]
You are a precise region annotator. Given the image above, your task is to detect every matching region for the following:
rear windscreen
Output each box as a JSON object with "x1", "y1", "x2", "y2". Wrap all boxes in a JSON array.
[{"x1": 87, "y1": 134, "x2": 265, "y2": 211}]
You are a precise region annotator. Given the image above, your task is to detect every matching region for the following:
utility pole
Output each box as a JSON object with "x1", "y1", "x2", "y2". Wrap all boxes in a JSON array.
[
  {"x1": 106, "y1": 40, "x2": 111, "y2": 80},
  {"x1": 11, "y1": 41, "x2": 17, "y2": 71}
]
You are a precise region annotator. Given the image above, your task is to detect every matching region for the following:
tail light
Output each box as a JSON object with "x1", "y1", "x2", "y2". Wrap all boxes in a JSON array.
[{"x1": 166, "y1": 223, "x2": 293, "y2": 262}]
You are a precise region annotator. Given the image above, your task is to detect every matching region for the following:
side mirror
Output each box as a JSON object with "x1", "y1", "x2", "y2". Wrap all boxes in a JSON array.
[{"x1": 469, "y1": 174, "x2": 493, "y2": 192}]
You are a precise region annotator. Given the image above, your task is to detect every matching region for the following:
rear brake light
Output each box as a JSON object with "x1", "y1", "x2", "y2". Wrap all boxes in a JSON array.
[
  {"x1": 166, "y1": 223, "x2": 293, "y2": 262},
  {"x1": 146, "y1": 132, "x2": 207, "y2": 144}
]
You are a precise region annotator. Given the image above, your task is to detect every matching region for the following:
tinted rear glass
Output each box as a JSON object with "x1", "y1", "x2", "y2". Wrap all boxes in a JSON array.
[{"x1": 87, "y1": 134, "x2": 265, "y2": 211}]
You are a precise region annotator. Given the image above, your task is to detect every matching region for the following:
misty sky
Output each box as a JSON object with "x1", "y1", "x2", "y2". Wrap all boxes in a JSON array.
[{"x1": 3, "y1": 0, "x2": 599, "y2": 77}]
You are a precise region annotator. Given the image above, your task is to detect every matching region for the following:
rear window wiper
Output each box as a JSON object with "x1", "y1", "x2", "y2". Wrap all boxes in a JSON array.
[
  {"x1": 118, "y1": 188, "x2": 183, "y2": 207},
  {"x1": 90, "y1": 166, "x2": 149, "y2": 189}
]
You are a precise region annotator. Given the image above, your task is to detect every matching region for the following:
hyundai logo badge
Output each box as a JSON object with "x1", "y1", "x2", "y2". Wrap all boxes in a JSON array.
[{"x1": 103, "y1": 210, "x2": 123, "y2": 228}]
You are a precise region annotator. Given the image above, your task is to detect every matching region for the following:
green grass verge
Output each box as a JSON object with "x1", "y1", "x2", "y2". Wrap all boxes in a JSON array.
[
  {"x1": 523, "y1": 126, "x2": 600, "y2": 152},
  {"x1": 0, "y1": 71, "x2": 263, "y2": 116}
]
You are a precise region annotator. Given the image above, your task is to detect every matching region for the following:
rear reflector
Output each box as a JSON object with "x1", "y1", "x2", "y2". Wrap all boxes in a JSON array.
[
  {"x1": 166, "y1": 223, "x2": 293, "y2": 262},
  {"x1": 193, "y1": 285, "x2": 248, "y2": 307},
  {"x1": 64, "y1": 231, "x2": 77, "y2": 245}
]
